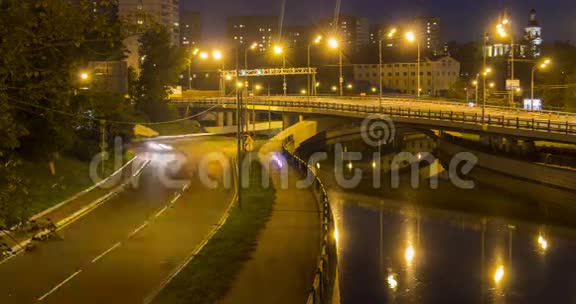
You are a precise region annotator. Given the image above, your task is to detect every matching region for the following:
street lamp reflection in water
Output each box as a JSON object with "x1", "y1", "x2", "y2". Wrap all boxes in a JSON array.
[
  {"x1": 494, "y1": 265, "x2": 505, "y2": 284},
  {"x1": 405, "y1": 244, "x2": 415, "y2": 265}
]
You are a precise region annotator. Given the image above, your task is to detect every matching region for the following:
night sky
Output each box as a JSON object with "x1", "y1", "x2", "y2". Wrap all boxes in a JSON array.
[{"x1": 182, "y1": 0, "x2": 576, "y2": 44}]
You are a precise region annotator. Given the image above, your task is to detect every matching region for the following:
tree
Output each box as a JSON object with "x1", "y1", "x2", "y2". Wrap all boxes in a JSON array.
[
  {"x1": 539, "y1": 41, "x2": 576, "y2": 110},
  {"x1": 0, "y1": 0, "x2": 127, "y2": 225},
  {"x1": 135, "y1": 27, "x2": 186, "y2": 122}
]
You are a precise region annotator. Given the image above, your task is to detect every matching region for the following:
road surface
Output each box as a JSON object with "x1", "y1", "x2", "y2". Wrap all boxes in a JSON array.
[{"x1": 0, "y1": 138, "x2": 236, "y2": 303}]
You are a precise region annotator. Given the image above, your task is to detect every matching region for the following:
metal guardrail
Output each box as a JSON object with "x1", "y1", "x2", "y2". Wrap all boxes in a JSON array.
[
  {"x1": 174, "y1": 97, "x2": 576, "y2": 136},
  {"x1": 254, "y1": 95, "x2": 576, "y2": 117},
  {"x1": 281, "y1": 140, "x2": 337, "y2": 304}
]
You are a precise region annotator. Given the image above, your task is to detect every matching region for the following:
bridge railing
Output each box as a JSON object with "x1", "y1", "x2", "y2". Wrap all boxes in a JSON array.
[
  {"x1": 252, "y1": 95, "x2": 576, "y2": 118},
  {"x1": 281, "y1": 139, "x2": 337, "y2": 304},
  {"x1": 174, "y1": 97, "x2": 576, "y2": 136}
]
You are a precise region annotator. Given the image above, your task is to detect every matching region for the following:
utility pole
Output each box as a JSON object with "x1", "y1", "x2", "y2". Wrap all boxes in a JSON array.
[{"x1": 235, "y1": 49, "x2": 243, "y2": 210}]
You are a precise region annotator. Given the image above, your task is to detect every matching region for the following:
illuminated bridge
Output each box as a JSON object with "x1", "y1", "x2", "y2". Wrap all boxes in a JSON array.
[{"x1": 171, "y1": 96, "x2": 576, "y2": 144}]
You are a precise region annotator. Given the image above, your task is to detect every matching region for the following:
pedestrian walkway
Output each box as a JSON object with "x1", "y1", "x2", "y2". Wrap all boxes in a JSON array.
[{"x1": 219, "y1": 139, "x2": 321, "y2": 304}]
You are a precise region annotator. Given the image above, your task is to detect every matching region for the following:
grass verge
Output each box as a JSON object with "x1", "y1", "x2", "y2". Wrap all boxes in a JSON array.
[
  {"x1": 17, "y1": 153, "x2": 132, "y2": 218},
  {"x1": 152, "y1": 158, "x2": 276, "y2": 304}
]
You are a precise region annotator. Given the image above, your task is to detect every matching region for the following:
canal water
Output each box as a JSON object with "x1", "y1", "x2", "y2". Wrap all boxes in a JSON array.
[{"x1": 309, "y1": 133, "x2": 576, "y2": 303}]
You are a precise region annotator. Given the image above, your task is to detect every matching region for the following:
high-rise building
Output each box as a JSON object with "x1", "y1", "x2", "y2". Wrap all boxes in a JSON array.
[
  {"x1": 180, "y1": 10, "x2": 202, "y2": 49},
  {"x1": 226, "y1": 16, "x2": 279, "y2": 51},
  {"x1": 524, "y1": 9, "x2": 543, "y2": 58},
  {"x1": 119, "y1": 0, "x2": 180, "y2": 69},
  {"x1": 412, "y1": 17, "x2": 443, "y2": 56},
  {"x1": 284, "y1": 25, "x2": 311, "y2": 49},
  {"x1": 369, "y1": 24, "x2": 388, "y2": 45},
  {"x1": 319, "y1": 15, "x2": 370, "y2": 47}
]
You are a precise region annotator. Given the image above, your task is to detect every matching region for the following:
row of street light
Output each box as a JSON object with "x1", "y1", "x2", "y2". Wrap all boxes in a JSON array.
[{"x1": 185, "y1": 26, "x2": 423, "y2": 99}]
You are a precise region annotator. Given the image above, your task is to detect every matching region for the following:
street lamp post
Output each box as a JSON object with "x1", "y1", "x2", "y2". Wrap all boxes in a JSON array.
[
  {"x1": 328, "y1": 37, "x2": 343, "y2": 97},
  {"x1": 482, "y1": 68, "x2": 492, "y2": 123},
  {"x1": 406, "y1": 31, "x2": 421, "y2": 98},
  {"x1": 531, "y1": 59, "x2": 551, "y2": 105},
  {"x1": 308, "y1": 35, "x2": 322, "y2": 96},
  {"x1": 497, "y1": 17, "x2": 516, "y2": 107},
  {"x1": 274, "y1": 45, "x2": 286, "y2": 96},
  {"x1": 186, "y1": 48, "x2": 200, "y2": 90},
  {"x1": 378, "y1": 28, "x2": 397, "y2": 112}
]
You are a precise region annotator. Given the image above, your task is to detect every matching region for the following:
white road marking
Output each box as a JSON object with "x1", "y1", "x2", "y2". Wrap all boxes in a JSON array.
[
  {"x1": 128, "y1": 221, "x2": 149, "y2": 238},
  {"x1": 37, "y1": 270, "x2": 82, "y2": 301},
  {"x1": 91, "y1": 242, "x2": 122, "y2": 263},
  {"x1": 154, "y1": 206, "x2": 168, "y2": 218}
]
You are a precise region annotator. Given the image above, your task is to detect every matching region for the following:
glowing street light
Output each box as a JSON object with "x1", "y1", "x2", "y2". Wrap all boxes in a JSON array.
[
  {"x1": 328, "y1": 37, "x2": 339, "y2": 49},
  {"x1": 80, "y1": 72, "x2": 89, "y2": 80},
  {"x1": 405, "y1": 31, "x2": 416, "y2": 42},
  {"x1": 199, "y1": 52, "x2": 209, "y2": 60},
  {"x1": 331, "y1": 85, "x2": 338, "y2": 92},
  {"x1": 212, "y1": 50, "x2": 223, "y2": 61},
  {"x1": 273, "y1": 45, "x2": 283, "y2": 55}
]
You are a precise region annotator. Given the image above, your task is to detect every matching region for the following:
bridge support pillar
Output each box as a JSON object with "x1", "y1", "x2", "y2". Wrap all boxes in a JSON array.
[
  {"x1": 216, "y1": 112, "x2": 225, "y2": 127},
  {"x1": 521, "y1": 140, "x2": 536, "y2": 156},
  {"x1": 504, "y1": 137, "x2": 519, "y2": 153},
  {"x1": 282, "y1": 114, "x2": 299, "y2": 129},
  {"x1": 226, "y1": 111, "x2": 234, "y2": 126}
]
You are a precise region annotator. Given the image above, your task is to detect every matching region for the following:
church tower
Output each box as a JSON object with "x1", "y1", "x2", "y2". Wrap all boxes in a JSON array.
[{"x1": 524, "y1": 9, "x2": 543, "y2": 58}]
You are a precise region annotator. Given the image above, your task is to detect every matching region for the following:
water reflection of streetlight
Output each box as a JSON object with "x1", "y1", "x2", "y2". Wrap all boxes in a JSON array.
[
  {"x1": 538, "y1": 234, "x2": 548, "y2": 251},
  {"x1": 494, "y1": 265, "x2": 505, "y2": 284},
  {"x1": 333, "y1": 226, "x2": 339, "y2": 244},
  {"x1": 387, "y1": 274, "x2": 398, "y2": 290},
  {"x1": 405, "y1": 244, "x2": 415, "y2": 264}
]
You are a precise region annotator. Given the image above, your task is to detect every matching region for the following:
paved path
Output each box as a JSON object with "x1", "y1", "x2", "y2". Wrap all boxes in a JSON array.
[
  {"x1": 219, "y1": 140, "x2": 321, "y2": 304},
  {"x1": 0, "y1": 138, "x2": 236, "y2": 303}
]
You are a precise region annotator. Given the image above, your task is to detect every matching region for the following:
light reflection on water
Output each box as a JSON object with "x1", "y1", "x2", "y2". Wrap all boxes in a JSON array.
[
  {"x1": 330, "y1": 191, "x2": 576, "y2": 304},
  {"x1": 320, "y1": 134, "x2": 576, "y2": 304}
]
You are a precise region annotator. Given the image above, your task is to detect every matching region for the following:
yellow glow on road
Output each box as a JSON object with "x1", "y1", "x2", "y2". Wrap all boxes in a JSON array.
[{"x1": 494, "y1": 265, "x2": 505, "y2": 284}]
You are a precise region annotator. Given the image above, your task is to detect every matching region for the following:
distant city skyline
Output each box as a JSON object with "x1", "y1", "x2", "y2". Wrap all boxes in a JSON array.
[{"x1": 182, "y1": 0, "x2": 576, "y2": 44}]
